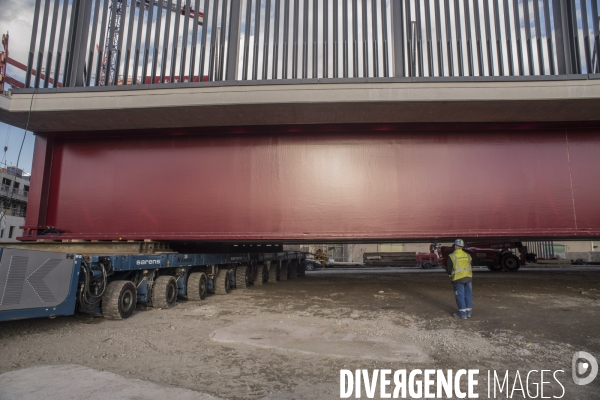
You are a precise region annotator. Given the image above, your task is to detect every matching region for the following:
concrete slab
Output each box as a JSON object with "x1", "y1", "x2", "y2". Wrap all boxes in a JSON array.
[
  {"x1": 0, "y1": 365, "x2": 219, "y2": 400},
  {"x1": 2, "y1": 79, "x2": 600, "y2": 132},
  {"x1": 210, "y1": 314, "x2": 429, "y2": 362}
]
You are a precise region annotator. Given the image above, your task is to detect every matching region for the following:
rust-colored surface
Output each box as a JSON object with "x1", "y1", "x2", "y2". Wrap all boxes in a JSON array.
[{"x1": 22, "y1": 123, "x2": 600, "y2": 241}]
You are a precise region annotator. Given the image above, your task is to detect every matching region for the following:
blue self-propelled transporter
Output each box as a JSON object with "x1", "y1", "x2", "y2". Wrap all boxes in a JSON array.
[{"x1": 0, "y1": 248, "x2": 306, "y2": 321}]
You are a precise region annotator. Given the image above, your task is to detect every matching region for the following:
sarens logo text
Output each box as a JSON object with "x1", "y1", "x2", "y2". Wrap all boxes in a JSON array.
[
  {"x1": 340, "y1": 369, "x2": 566, "y2": 399},
  {"x1": 135, "y1": 260, "x2": 161, "y2": 266}
]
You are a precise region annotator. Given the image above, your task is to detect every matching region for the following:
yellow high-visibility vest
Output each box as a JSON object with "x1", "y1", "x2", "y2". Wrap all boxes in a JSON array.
[{"x1": 449, "y1": 249, "x2": 473, "y2": 281}]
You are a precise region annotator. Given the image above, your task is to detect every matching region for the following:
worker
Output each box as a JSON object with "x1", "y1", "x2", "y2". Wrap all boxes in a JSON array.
[{"x1": 445, "y1": 239, "x2": 473, "y2": 320}]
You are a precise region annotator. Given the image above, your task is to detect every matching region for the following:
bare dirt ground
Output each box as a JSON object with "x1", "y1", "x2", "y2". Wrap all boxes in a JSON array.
[{"x1": 1, "y1": 267, "x2": 600, "y2": 399}]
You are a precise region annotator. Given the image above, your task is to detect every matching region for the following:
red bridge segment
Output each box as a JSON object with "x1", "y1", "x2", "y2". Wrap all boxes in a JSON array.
[{"x1": 21, "y1": 123, "x2": 600, "y2": 241}]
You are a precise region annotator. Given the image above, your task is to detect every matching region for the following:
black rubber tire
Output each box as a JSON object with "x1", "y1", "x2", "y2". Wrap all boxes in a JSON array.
[
  {"x1": 236, "y1": 266, "x2": 249, "y2": 289},
  {"x1": 298, "y1": 261, "x2": 306, "y2": 277},
  {"x1": 254, "y1": 264, "x2": 265, "y2": 285},
  {"x1": 151, "y1": 276, "x2": 178, "y2": 309},
  {"x1": 187, "y1": 272, "x2": 208, "y2": 301},
  {"x1": 268, "y1": 261, "x2": 278, "y2": 283},
  {"x1": 102, "y1": 280, "x2": 137, "y2": 320},
  {"x1": 502, "y1": 255, "x2": 520, "y2": 272},
  {"x1": 214, "y1": 268, "x2": 231, "y2": 295},
  {"x1": 487, "y1": 263, "x2": 503, "y2": 272},
  {"x1": 279, "y1": 261, "x2": 289, "y2": 281},
  {"x1": 247, "y1": 259, "x2": 257, "y2": 284},
  {"x1": 305, "y1": 262, "x2": 314, "y2": 271},
  {"x1": 423, "y1": 262, "x2": 433, "y2": 269},
  {"x1": 288, "y1": 261, "x2": 298, "y2": 279}
]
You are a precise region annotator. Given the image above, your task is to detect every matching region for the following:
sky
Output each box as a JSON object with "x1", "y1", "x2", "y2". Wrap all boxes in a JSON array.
[{"x1": 1, "y1": 0, "x2": 36, "y2": 174}]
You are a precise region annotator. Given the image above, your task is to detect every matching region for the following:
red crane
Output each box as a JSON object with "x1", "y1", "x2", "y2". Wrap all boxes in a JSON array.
[{"x1": 0, "y1": 33, "x2": 61, "y2": 90}]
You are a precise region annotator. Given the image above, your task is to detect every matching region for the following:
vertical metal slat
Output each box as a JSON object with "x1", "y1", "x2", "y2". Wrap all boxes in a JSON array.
[
  {"x1": 424, "y1": 0, "x2": 434, "y2": 76},
  {"x1": 542, "y1": 0, "x2": 555, "y2": 75},
  {"x1": 371, "y1": 0, "x2": 379, "y2": 77},
  {"x1": 444, "y1": 0, "x2": 454, "y2": 76},
  {"x1": 141, "y1": 0, "x2": 155, "y2": 84},
  {"x1": 283, "y1": 0, "x2": 291, "y2": 79},
  {"x1": 343, "y1": 0, "x2": 349, "y2": 77},
  {"x1": 453, "y1": 0, "x2": 464, "y2": 76},
  {"x1": 591, "y1": 0, "x2": 600, "y2": 73},
  {"x1": 292, "y1": 0, "x2": 300, "y2": 78},
  {"x1": 391, "y1": 0, "x2": 404, "y2": 77},
  {"x1": 26, "y1": 0, "x2": 43, "y2": 88},
  {"x1": 53, "y1": 0, "x2": 70, "y2": 85},
  {"x1": 463, "y1": 0, "x2": 474, "y2": 76},
  {"x1": 352, "y1": 0, "x2": 359, "y2": 76},
  {"x1": 188, "y1": 0, "x2": 201, "y2": 81},
  {"x1": 132, "y1": 0, "x2": 145, "y2": 84},
  {"x1": 252, "y1": 0, "x2": 262, "y2": 80},
  {"x1": 492, "y1": 0, "x2": 504, "y2": 75},
  {"x1": 263, "y1": 0, "x2": 272, "y2": 79},
  {"x1": 226, "y1": 0, "x2": 243, "y2": 80},
  {"x1": 362, "y1": 0, "x2": 369, "y2": 77},
  {"x1": 416, "y1": 0, "x2": 424, "y2": 76},
  {"x1": 218, "y1": 0, "x2": 229, "y2": 80},
  {"x1": 242, "y1": 0, "x2": 253, "y2": 80},
  {"x1": 35, "y1": 0, "x2": 52, "y2": 89},
  {"x1": 273, "y1": 0, "x2": 281, "y2": 79},
  {"x1": 208, "y1": 0, "x2": 220, "y2": 80},
  {"x1": 333, "y1": 0, "x2": 339, "y2": 77},
  {"x1": 199, "y1": 0, "x2": 210, "y2": 81},
  {"x1": 169, "y1": 0, "x2": 182, "y2": 81},
  {"x1": 503, "y1": 0, "x2": 514, "y2": 75},
  {"x1": 405, "y1": 0, "x2": 412, "y2": 76},
  {"x1": 44, "y1": 0, "x2": 61, "y2": 87},
  {"x1": 533, "y1": 0, "x2": 546, "y2": 74},
  {"x1": 303, "y1": 0, "x2": 309, "y2": 78},
  {"x1": 323, "y1": 0, "x2": 329, "y2": 78},
  {"x1": 161, "y1": 0, "x2": 174, "y2": 83},
  {"x1": 123, "y1": 0, "x2": 137, "y2": 85},
  {"x1": 180, "y1": 0, "x2": 192, "y2": 81},
  {"x1": 313, "y1": 0, "x2": 319, "y2": 78},
  {"x1": 580, "y1": 0, "x2": 592, "y2": 73},
  {"x1": 523, "y1": 0, "x2": 535, "y2": 74},
  {"x1": 113, "y1": 0, "x2": 127, "y2": 85},
  {"x1": 434, "y1": 0, "x2": 444, "y2": 75},
  {"x1": 482, "y1": 0, "x2": 494, "y2": 75},
  {"x1": 513, "y1": 0, "x2": 525, "y2": 75},
  {"x1": 381, "y1": 0, "x2": 389, "y2": 77}
]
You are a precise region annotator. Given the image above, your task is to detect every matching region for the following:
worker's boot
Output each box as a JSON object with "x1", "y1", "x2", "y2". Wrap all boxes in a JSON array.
[{"x1": 452, "y1": 312, "x2": 467, "y2": 320}]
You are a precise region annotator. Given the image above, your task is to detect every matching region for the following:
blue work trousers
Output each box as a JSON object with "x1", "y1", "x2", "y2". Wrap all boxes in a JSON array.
[{"x1": 453, "y1": 281, "x2": 473, "y2": 318}]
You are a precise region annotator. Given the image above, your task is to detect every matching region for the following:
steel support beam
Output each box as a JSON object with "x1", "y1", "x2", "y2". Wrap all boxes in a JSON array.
[
  {"x1": 391, "y1": 0, "x2": 405, "y2": 77},
  {"x1": 227, "y1": 0, "x2": 243, "y2": 81}
]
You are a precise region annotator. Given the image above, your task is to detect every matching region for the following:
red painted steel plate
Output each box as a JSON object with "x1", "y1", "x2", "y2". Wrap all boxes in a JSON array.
[{"x1": 32, "y1": 126, "x2": 600, "y2": 240}]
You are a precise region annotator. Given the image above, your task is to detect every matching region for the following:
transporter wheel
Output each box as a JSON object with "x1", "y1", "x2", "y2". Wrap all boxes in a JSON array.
[
  {"x1": 254, "y1": 264, "x2": 265, "y2": 285},
  {"x1": 102, "y1": 280, "x2": 137, "y2": 320},
  {"x1": 236, "y1": 266, "x2": 249, "y2": 289},
  {"x1": 298, "y1": 261, "x2": 306, "y2": 277},
  {"x1": 268, "y1": 262, "x2": 279, "y2": 283},
  {"x1": 279, "y1": 261, "x2": 289, "y2": 281},
  {"x1": 423, "y1": 262, "x2": 433, "y2": 269},
  {"x1": 288, "y1": 261, "x2": 298, "y2": 279},
  {"x1": 502, "y1": 255, "x2": 520, "y2": 272},
  {"x1": 214, "y1": 268, "x2": 231, "y2": 295},
  {"x1": 187, "y1": 272, "x2": 208, "y2": 301},
  {"x1": 152, "y1": 276, "x2": 178, "y2": 308}
]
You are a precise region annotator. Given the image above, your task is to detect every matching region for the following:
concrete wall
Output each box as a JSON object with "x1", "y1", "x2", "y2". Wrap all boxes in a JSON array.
[
  {"x1": 0, "y1": 215, "x2": 25, "y2": 242},
  {"x1": 554, "y1": 241, "x2": 599, "y2": 252}
]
